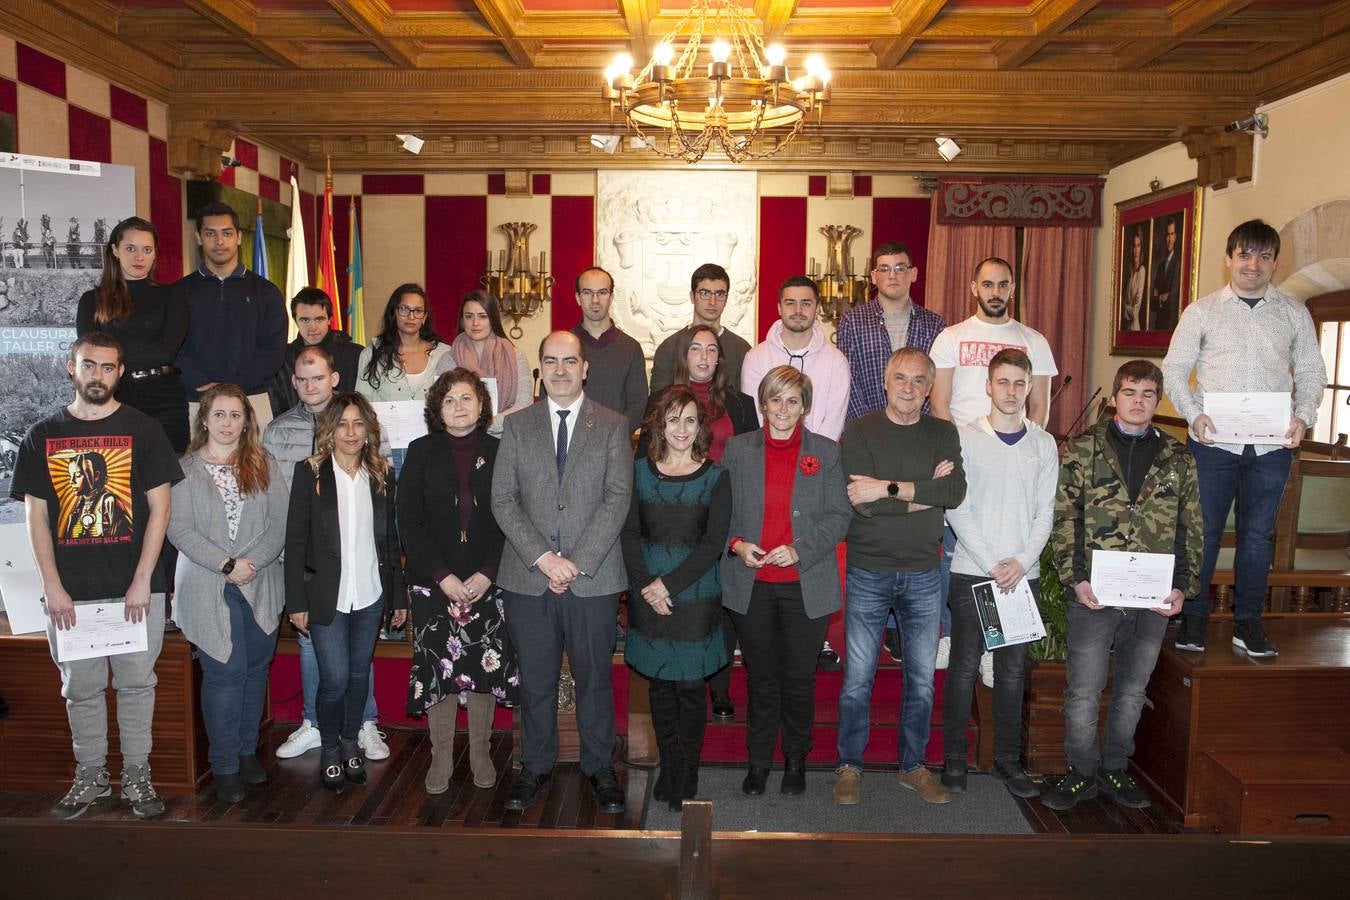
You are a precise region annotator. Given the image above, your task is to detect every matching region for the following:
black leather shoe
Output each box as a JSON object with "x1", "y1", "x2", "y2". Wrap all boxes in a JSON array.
[
  {"x1": 589, "y1": 767, "x2": 626, "y2": 814},
  {"x1": 711, "y1": 693, "x2": 735, "y2": 723},
  {"x1": 993, "y1": 760, "x2": 1040, "y2": 799},
  {"x1": 781, "y1": 757, "x2": 806, "y2": 796},
  {"x1": 742, "y1": 765, "x2": 769, "y2": 796},
  {"x1": 320, "y1": 760, "x2": 345, "y2": 793},
  {"x1": 237, "y1": 754, "x2": 267, "y2": 785},
  {"x1": 343, "y1": 754, "x2": 368, "y2": 785},
  {"x1": 817, "y1": 643, "x2": 842, "y2": 672},
  {"x1": 214, "y1": 772, "x2": 246, "y2": 804},
  {"x1": 505, "y1": 768, "x2": 551, "y2": 811},
  {"x1": 941, "y1": 758, "x2": 968, "y2": 794}
]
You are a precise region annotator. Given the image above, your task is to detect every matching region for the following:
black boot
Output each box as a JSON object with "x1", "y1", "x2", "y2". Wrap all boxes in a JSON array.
[
  {"x1": 676, "y1": 679, "x2": 707, "y2": 806},
  {"x1": 648, "y1": 678, "x2": 681, "y2": 804}
]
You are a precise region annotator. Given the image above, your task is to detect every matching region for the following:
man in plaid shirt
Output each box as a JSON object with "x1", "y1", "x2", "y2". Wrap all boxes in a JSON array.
[{"x1": 838, "y1": 241, "x2": 946, "y2": 422}]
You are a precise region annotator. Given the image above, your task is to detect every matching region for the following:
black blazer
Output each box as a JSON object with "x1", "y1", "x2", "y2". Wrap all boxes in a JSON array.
[
  {"x1": 397, "y1": 430, "x2": 504, "y2": 587},
  {"x1": 636, "y1": 387, "x2": 759, "y2": 458},
  {"x1": 284, "y1": 457, "x2": 405, "y2": 627}
]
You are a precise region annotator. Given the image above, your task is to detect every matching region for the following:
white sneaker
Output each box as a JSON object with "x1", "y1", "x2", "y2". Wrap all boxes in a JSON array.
[
  {"x1": 979, "y1": 651, "x2": 994, "y2": 688},
  {"x1": 276, "y1": 719, "x2": 321, "y2": 759},
  {"x1": 934, "y1": 635, "x2": 952, "y2": 670},
  {"x1": 358, "y1": 720, "x2": 390, "y2": 760}
]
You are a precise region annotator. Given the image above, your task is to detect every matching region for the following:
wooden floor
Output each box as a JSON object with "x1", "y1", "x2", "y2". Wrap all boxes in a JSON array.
[{"x1": 0, "y1": 721, "x2": 1190, "y2": 835}]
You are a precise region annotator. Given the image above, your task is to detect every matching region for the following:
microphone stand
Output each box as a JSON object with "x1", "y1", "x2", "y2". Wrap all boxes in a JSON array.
[{"x1": 1057, "y1": 386, "x2": 1102, "y2": 448}]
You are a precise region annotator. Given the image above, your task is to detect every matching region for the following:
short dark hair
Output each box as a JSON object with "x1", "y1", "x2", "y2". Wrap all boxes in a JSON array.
[
  {"x1": 778, "y1": 275, "x2": 819, "y2": 301},
  {"x1": 690, "y1": 263, "x2": 730, "y2": 292},
  {"x1": 539, "y1": 329, "x2": 587, "y2": 364},
  {"x1": 1226, "y1": 218, "x2": 1280, "y2": 259},
  {"x1": 195, "y1": 201, "x2": 240, "y2": 232},
  {"x1": 973, "y1": 257, "x2": 1014, "y2": 281},
  {"x1": 988, "y1": 348, "x2": 1032, "y2": 377},
  {"x1": 69, "y1": 332, "x2": 124, "y2": 366},
  {"x1": 291, "y1": 287, "x2": 333, "y2": 319},
  {"x1": 294, "y1": 344, "x2": 335, "y2": 372},
  {"x1": 643, "y1": 385, "x2": 712, "y2": 463},
  {"x1": 425, "y1": 368, "x2": 494, "y2": 434},
  {"x1": 574, "y1": 266, "x2": 614, "y2": 294},
  {"x1": 872, "y1": 241, "x2": 911, "y2": 262},
  {"x1": 1113, "y1": 359, "x2": 1164, "y2": 396}
]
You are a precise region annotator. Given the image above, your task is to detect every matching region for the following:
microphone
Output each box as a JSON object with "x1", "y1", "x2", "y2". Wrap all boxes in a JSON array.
[{"x1": 1050, "y1": 374, "x2": 1073, "y2": 405}]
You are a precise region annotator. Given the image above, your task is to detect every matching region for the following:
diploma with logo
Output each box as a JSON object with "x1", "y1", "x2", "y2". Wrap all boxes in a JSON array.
[
  {"x1": 1090, "y1": 550, "x2": 1175, "y2": 608},
  {"x1": 370, "y1": 400, "x2": 429, "y2": 450},
  {"x1": 971, "y1": 577, "x2": 1046, "y2": 650},
  {"x1": 55, "y1": 602, "x2": 148, "y2": 663},
  {"x1": 1202, "y1": 391, "x2": 1291, "y2": 445}
]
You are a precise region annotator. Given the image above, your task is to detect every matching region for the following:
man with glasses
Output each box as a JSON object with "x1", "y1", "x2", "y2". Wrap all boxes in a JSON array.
[
  {"x1": 175, "y1": 201, "x2": 287, "y2": 428},
  {"x1": 650, "y1": 263, "x2": 751, "y2": 395},
  {"x1": 268, "y1": 287, "x2": 364, "y2": 417},
  {"x1": 570, "y1": 266, "x2": 648, "y2": 432}
]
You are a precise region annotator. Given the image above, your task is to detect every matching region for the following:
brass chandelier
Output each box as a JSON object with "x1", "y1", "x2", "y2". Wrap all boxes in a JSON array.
[{"x1": 602, "y1": 0, "x2": 831, "y2": 164}]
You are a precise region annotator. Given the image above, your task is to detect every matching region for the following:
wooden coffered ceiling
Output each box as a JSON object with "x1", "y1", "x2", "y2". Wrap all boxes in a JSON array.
[{"x1": 6, "y1": 0, "x2": 1350, "y2": 177}]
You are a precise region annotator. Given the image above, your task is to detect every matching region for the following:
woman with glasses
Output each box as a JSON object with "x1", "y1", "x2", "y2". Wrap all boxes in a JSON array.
[
  {"x1": 356, "y1": 284, "x2": 451, "y2": 402},
  {"x1": 76, "y1": 216, "x2": 189, "y2": 451},
  {"x1": 435, "y1": 290, "x2": 531, "y2": 436}
]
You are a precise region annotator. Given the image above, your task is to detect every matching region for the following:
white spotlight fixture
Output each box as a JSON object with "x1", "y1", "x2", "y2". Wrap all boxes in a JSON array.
[
  {"x1": 590, "y1": 134, "x2": 622, "y2": 155},
  {"x1": 396, "y1": 133, "x2": 424, "y2": 155},
  {"x1": 935, "y1": 137, "x2": 962, "y2": 162}
]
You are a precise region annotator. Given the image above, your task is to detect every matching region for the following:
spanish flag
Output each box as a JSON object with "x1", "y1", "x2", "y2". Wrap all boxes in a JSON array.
[{"x1": 317, "y1": 158, "x2": 342, "y2": 332}]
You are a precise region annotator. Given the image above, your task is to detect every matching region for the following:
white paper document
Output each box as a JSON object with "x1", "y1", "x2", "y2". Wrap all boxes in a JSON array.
[
  {"x1": 55, "y1": 602, "x2": 148, "y2": 662},
  {"x1": 1090, "y1": 550, "x2": 1175, "y2": 608},
  {"x1": 1202, "y1": 391, "x2": 1291, "y2": 445},
  {"x1": 0, "y1": 569, "x2": 49, "y2": 635},
  {"x1": 480, "y1": 376, "x2": 500, "y2": 414},
  {"x1": 971, "y1": 577, "x2": 1046, "y2": 650},
  {"x1": 370, "y1": 400, "x2": 429, "y2": 450}
]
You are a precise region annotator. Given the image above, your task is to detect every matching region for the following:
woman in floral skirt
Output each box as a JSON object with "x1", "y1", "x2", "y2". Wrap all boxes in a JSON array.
[{"x1": 398, "y1": 368, "x2": 518, "y2": 795}]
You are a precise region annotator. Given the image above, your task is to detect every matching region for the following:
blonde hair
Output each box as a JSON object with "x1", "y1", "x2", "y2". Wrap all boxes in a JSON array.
[{"x1": 187, "y1": 384, "x2": 271, "y2": 495}]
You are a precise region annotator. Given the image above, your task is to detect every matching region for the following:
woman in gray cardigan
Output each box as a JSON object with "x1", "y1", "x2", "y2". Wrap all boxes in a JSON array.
[
  {"x1": 720, "y1": 366, "x2": 851, "y2": 798},
  {"x1": 169, "y1": 384, "x2": 289, "y2": 804}
]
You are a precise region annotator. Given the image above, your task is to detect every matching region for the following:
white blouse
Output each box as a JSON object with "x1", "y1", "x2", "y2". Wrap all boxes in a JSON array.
[{"x1": 333, "y1": 465, "x2": 382, "y2": 613}]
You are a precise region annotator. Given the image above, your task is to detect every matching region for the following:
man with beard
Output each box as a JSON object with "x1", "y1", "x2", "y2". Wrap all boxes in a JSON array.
[
  {"x1": 570, "y1": 266, "x2": 647, "y2": 432},
  {"x1": 11, "y1": 333, "x2": 182, "y2": 820}
]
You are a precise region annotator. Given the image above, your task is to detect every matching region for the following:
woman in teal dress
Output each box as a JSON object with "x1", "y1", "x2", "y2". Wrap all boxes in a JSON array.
[{"x1": 621, "y1": 385, "x2": 731, "y2": 811}]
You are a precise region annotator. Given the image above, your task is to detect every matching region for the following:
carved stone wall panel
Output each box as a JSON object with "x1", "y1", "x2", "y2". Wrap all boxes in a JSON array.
[{"x1": 596, "y1": 170, "x2": 759, "y2": 359}]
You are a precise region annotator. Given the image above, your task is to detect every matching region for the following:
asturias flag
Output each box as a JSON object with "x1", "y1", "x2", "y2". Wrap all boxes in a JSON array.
[{"x1": 347, "y1": 198, "x2": 366, "y2": 346}]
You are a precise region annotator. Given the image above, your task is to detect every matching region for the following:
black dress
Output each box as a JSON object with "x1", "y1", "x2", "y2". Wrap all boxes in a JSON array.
[
  {"x1": 76, "y1": 279, "x2": 190, "y2": 451},
  {"x1": 398, "y1": 429, "x2": 518, "y2": 714}
]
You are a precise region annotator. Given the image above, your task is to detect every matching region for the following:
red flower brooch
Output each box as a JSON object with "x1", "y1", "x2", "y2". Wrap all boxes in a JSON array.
[{"x1": 799, "y1": 455, "x2": 820, "y2": 476}]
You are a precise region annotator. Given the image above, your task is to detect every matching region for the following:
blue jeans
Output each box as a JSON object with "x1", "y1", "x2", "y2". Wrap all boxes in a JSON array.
[
  {"x1": 936, "y1": 525, "x2": 955, "y2": 637},
  {"x1": 837, "y1": 565, "x2": 943, "y2": 772},
  {"x1": 1188, "y1": 440, "x2": 1293, "y2": 621},
  {"x1": 197, "y1": 585, "x2": 279, "y2": 774},
  {"x1": 309, "y1": 599, "x2": 385, "y2": 752},
  {"x1": 1063, "y1": 601, "x2": 1169, "y2": 774},
  {"x1": 298, "y1": 630, "x2": 377, "y2": 725}
]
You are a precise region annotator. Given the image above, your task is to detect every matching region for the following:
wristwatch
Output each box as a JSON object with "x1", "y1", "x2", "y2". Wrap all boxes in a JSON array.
[
  {"x1": 886, "y1": 482, "x2": 900, "y2": 499},
  {"x1": 222, "y1": 558, "x2": 237, "y2": 575}
]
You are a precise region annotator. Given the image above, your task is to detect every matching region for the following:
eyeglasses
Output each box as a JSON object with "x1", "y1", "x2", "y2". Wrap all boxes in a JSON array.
[
  {"x1": 578, "y1": 288, "x2": 612, "y2": 300},
  {"x1": 874, "y1": 264, "x2": 913, "y2": 275},
  {"x1": 395, "y1": 305, "x2": 427, "y2": 318},
  {"x1": 695, "y1": 288, "x2": 729, "y2": 301}
]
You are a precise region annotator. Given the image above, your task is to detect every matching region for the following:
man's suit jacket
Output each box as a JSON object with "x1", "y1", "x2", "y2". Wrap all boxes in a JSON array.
[
  {"x1": 719, "y1": 428, "x2": 852, "y2": 620},
  {"x1": 491, "y1": 396, "x2": 632, "y2": 597}
]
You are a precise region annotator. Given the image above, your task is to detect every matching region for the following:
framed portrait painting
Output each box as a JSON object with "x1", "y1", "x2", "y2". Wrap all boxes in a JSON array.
[{"x1": 1110, "y1": 180, "x2": 1203, "y2": 356}]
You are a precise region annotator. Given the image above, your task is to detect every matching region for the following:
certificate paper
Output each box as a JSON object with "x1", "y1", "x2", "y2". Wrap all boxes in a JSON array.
[
  {"x1": 1090, "y1": 550, "x2": 1175, "y2": 608},
  {"x1": 370, "y1": 400, "x2": 429, "y2": 450},
  {"x1": 1203, "y1": 392, "x2": 1291, "y2": 445},
  {"x1": 480, "y1": 377, "x2": 500, "y2": 414},
  {"x1": 55, "y1": 602, "x2": 148, "y2": 662},
  {"x1": 971, "y1": 578, "x2": 1046, "y2": 650}
]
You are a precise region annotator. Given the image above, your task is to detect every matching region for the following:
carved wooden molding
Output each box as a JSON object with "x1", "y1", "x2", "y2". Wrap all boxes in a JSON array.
[
  {"x1": 168, "y1": 119, "x2": 235, "y2": 180},
  {"x1": 1181, "y1": 127, "x2": 1255, "y2": 190},
  {"x1": 935, "y1": 176, "x2": 1103, "y2": 227}
]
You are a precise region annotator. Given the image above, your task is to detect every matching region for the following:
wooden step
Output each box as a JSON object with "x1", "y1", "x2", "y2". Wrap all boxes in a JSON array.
[{"x1": 1198, "y1": 747, "x2": 1350, "y2": 835}]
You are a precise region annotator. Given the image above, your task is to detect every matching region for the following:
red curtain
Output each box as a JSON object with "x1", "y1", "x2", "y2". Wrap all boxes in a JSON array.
[{"x1": 1021, "y1": 226, "x2": 1092, "y2": 437}]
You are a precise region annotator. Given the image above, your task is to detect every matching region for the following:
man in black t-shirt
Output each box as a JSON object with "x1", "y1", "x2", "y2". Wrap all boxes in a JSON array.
[{"x1": 11, "y1": 332, "x2": 182, "y2": 820}]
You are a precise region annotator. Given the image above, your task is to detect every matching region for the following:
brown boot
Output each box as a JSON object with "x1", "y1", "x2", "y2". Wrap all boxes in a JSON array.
[
  {"x1": 424, "y1": 700, "x2": 456, "y2": 795},
  {"x1": 466, "y1": 691, "x2": 498, "y2": 789}
]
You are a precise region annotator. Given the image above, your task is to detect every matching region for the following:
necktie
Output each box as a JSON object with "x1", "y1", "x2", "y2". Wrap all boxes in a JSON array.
[{"x1": 556, "y1": 409, "x2": 570, "y2": 477}]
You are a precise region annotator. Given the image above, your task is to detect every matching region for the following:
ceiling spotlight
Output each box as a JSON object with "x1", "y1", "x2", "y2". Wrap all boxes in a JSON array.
[
  {"x1": 935, "y1": 137, "x2": 962, "y2": 162},
  {"x1": 590, "y1": 134, "x2": 622, "y2": 155},
  {"x1": 395, "y1": 133, "x2": 424, "y2": 155}
]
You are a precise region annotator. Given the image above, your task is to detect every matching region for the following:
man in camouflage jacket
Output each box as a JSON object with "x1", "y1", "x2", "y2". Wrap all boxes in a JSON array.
[{"x1": 1042, "y1": 359, "x2": 1201, "y2": 813}]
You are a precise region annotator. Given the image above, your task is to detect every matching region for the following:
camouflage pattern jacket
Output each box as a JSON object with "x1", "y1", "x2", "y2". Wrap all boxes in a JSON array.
[{"x1": 1052, "y1": 419, "x2": 1202, "y2": 598}]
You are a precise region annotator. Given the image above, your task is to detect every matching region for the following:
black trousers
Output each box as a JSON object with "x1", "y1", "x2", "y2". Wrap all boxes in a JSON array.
[
  {"x1": 503, "y1": 588, "x2": 620, "y2": 776},
  {"x1": 728, "y1": 581, "x2": 829, "y2": 768},
  {"x1": 706, "y1": 609, "x2": 737, "y2": 699}
]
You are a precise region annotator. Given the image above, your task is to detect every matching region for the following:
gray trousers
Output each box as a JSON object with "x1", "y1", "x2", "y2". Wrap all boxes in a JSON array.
[
  {"x1": 503, "y1": 588, "x2": 619, "y2": 776},
  {"x1": 45, "y1": 595, "x2": 166, "y2": 770}
]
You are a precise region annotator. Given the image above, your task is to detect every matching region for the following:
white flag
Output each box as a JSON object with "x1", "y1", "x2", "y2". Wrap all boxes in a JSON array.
[{"x1": 284, "y1": 174, "x2": 309, "y2": 342}]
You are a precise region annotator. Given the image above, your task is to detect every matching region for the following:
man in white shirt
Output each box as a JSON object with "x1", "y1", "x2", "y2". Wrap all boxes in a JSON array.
[
  {"x1": 1162, "y1": 219, "x2": 1327, "y2": 658},
  {"x1": 929, "y1": 257, "x2": 1059, "y2": 669}
]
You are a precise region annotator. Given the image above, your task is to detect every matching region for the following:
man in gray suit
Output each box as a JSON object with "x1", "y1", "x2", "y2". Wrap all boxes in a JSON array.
[{"x1": 492, "y1": 330, "x2": 633, "y2": 813}]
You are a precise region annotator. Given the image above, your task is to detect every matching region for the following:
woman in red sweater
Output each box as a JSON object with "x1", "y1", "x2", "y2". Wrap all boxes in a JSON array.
[{"x1": 718, "y1": 366, "x2": 852, "y2": 797}]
